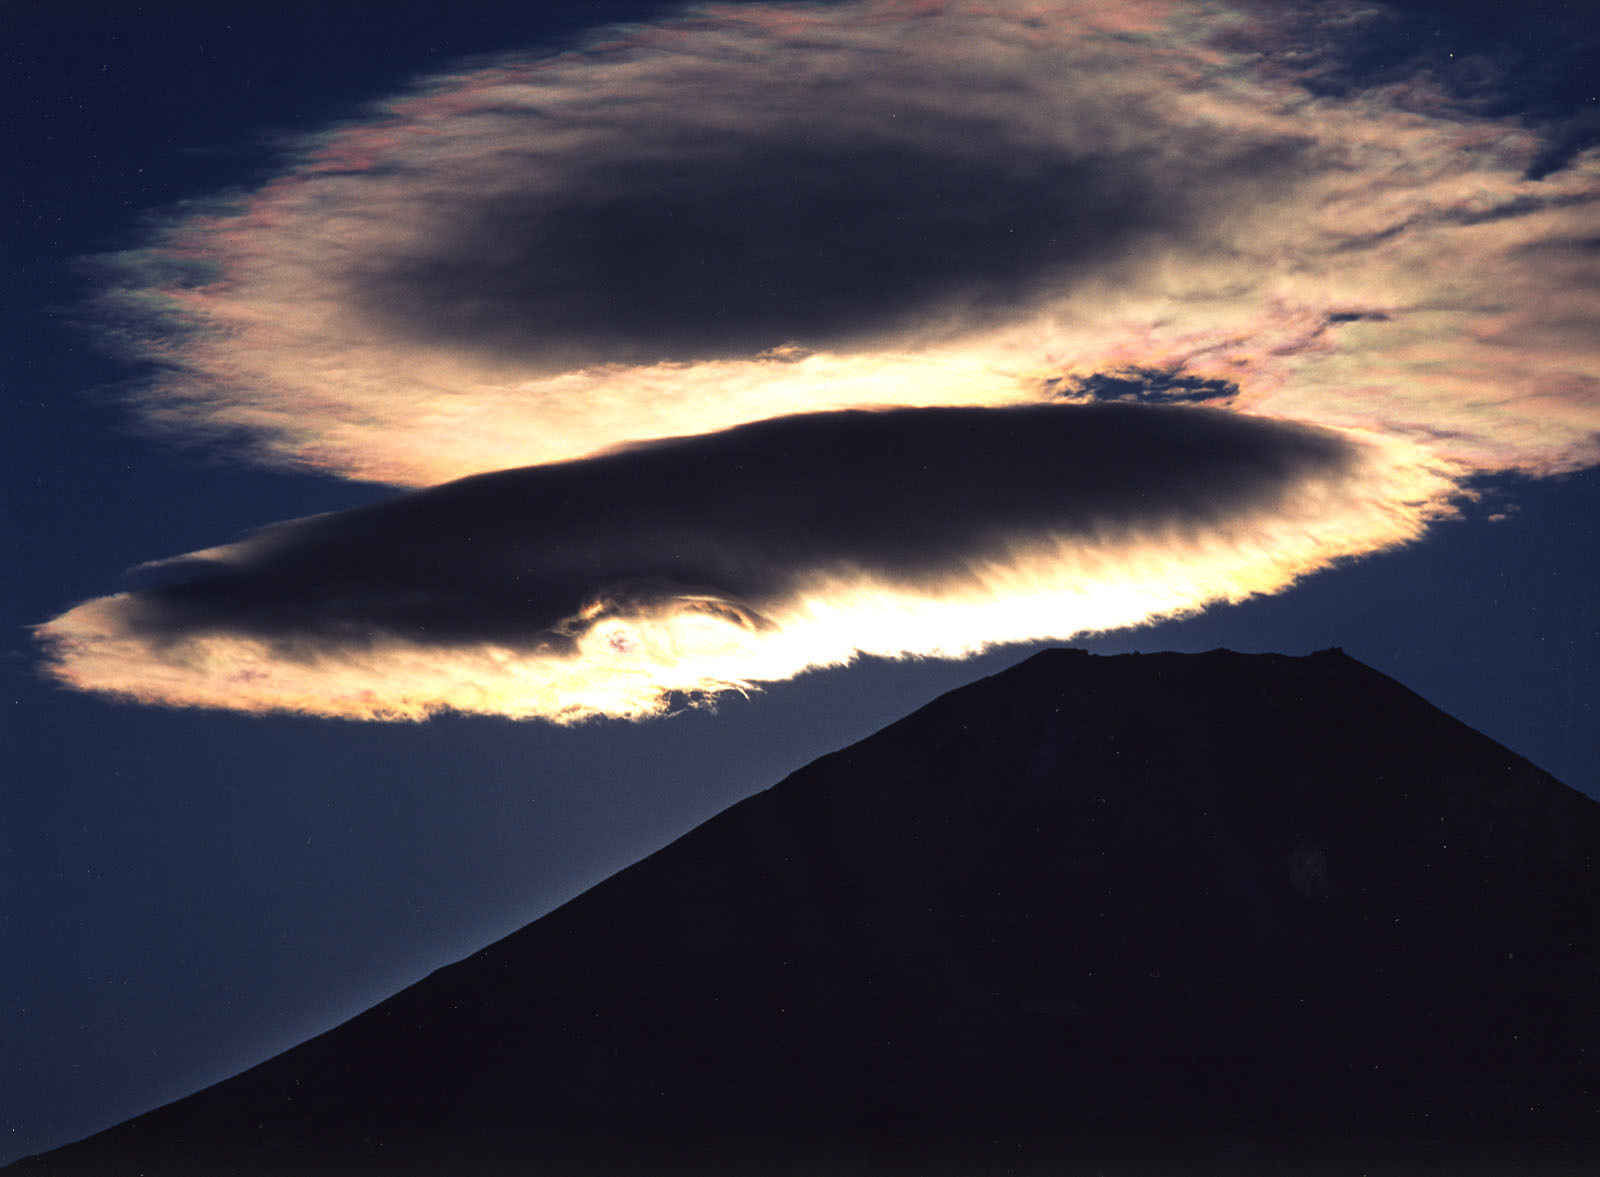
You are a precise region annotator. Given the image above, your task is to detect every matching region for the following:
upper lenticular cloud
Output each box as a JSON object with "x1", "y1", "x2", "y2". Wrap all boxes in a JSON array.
[{"x1": 94, "y1": 0, "x2": 1600, "y2": 487}]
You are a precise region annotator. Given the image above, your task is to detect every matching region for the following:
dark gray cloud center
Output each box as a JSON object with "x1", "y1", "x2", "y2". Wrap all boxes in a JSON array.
[
  {"x1": 356, "y1": 126, "x2": 1300, "y2": 366},
  {"x1": 123, "y1": 404, "x2": 1356, "y2": 653}
]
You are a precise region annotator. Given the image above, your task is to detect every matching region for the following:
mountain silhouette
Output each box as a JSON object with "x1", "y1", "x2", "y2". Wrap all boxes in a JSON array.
[{"x1": 12, "y1": 649, "x2": 1599, "y2": 1176}]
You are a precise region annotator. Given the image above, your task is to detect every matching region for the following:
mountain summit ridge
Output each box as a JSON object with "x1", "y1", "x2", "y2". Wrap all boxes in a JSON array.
[{"x1": 14, "y1": 648, "x2": 1599, "y2": 1176}]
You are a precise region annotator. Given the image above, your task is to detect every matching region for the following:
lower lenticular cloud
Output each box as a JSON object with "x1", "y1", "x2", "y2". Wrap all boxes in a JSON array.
[
  {"x1": 41, "y1": 0, "x2": 1600, "y2": 721},
  {"x1": 37, "y1": 405, "x2": 1453, "y2": 721}
]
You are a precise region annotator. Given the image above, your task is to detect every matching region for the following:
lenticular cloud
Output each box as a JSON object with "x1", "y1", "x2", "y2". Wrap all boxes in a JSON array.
[
  {"x1": 92, "y1": 0, "x2": 1600, "y2": 487},
  {"x1": 37, "y1": 406, "x2": 1453, "y2": 722},
  {"x1": 41, "y1": 0, "x2": 1600, "y2": 721}
]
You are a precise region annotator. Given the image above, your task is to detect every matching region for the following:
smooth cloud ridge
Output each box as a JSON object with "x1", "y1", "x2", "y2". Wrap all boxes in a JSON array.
[
  {"x1": 36, "y1": 405, "x2": 1454, "y2": 722},
  {"x1": 91, "y1": 0, "x2": 1600, "y2": 487}
]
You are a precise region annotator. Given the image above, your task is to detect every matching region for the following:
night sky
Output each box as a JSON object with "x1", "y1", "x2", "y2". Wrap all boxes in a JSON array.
[{"x1": 4, "y1": 0, "x2": 1597, "y2": 1165}]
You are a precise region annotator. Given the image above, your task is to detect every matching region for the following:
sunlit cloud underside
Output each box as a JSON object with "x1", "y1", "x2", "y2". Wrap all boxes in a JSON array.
[
  {"x1": 40, "y1": 406, "x2": 1452, "y2": 721},
  {"x1": 41, "y1": 0, "x2": 1599, "y2": 721}
]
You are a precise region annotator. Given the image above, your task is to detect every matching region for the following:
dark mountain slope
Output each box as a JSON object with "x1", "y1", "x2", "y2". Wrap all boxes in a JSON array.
[{"x1": 14, "y1": 649, "x2": 1600, "y2": 1176}]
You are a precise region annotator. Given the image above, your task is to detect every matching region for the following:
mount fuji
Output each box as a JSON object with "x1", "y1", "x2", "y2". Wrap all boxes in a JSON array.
[{"x1": 11, "y1": 649, "x2": 1598, "y2": 1175}]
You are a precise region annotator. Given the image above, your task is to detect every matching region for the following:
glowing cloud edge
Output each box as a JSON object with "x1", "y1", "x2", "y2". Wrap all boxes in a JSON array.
[{"x1": 36, "y1": 423, "x2": 1456, "y2": 723}]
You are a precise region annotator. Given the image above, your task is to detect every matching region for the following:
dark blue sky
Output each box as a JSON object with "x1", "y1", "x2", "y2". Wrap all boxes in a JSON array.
[{"x1": 4, "y1": 0, "x2": 1597, "y2": 1165}]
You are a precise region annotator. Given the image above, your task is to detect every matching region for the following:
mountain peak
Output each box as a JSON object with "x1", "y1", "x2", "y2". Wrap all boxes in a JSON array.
[{"x1": 15, "y1": 649, "x2": 1599, "y2": 1176}]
